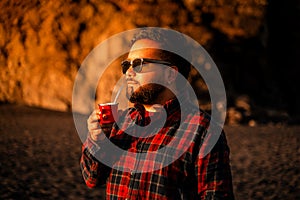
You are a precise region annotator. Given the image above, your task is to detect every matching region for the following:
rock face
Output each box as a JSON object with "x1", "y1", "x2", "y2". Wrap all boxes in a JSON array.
[
  {"x1": 0, "y1": 0, "x2": 299, "y2": 121},
  {"x1": 0, "y1": 0, "x2": 134, "y2": 111}
]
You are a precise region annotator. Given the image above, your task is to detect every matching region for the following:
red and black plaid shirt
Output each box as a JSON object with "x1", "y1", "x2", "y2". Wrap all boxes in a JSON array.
[{"x1": 80, "y1": 94, "x2": 234, "y2": 199}]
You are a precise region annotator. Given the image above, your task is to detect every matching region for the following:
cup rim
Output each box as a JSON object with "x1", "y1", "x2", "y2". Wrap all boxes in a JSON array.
[{"x1": 98, "y1": 102, "x2": 119, "y2": 106}]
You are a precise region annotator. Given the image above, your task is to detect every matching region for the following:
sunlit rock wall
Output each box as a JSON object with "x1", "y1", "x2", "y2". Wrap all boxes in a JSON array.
[{"x1": 4, "y1": 0, "x2": 297, "y2": 122}]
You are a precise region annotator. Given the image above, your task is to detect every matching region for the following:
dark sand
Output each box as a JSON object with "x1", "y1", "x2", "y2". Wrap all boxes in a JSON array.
[{"x1": 0, "y1": 104, "x2": 299, "y2": 199}]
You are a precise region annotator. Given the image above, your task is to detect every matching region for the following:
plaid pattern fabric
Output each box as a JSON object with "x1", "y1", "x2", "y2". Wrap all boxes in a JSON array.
[{"x1": 80, "y1": 94, "x2": 234, "y2": 199}]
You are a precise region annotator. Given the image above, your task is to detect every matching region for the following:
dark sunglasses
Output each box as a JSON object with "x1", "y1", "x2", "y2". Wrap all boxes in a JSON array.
[{"x1": 121, "y1": 58, "x2": 172, "y2": 74}]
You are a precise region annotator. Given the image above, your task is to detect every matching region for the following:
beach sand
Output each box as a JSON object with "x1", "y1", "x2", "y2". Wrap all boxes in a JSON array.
[{"x1": 0, "y1": 104, "x2": 299, "y2": 199}]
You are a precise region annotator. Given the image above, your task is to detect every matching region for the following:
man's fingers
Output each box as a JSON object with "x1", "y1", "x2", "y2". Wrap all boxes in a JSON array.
[
  {"x1": 90, "y1": 129, "x2": 105, "y2": 141},
  {"x1": 88, "y1": 122, "x2": 100, "y2": 131},
  {"x1": 88, "y1": 115, "x2": 99, "y2": 124},
  {"x1": 90, "y1": 129, "x2": 102, "y2": 136},
  {"x1": 87, "y1": 110, "x2": 113, "y2": 141}
]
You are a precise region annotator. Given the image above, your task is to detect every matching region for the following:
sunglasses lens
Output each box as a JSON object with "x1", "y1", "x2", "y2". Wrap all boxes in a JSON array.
[
  {"x1": 121, "y1": 60, "x2": 130, "y2": 74},
  {"x1": 132, "y1": 59, "x2": 143, "y2": 73},
  {"x1": 121, "y1": 58, "x2": 144, "y2": 74}
]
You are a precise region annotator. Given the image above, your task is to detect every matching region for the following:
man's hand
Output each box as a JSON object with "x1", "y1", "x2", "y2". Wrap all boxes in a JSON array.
[{"x1": 87, "y1": 110, "x2": 113, "y2": 141}]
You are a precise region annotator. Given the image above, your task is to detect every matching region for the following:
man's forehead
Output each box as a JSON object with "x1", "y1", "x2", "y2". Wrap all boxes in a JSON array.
[
  {"x1": 128, "y1": 48, "x2": 161, "y2": 54},
  {"x1": 128, "y1": 48, "x2": 163, "y2": 59},
  {"x1": 128, "y1": 39, "x2": 165, "y2": 59}
]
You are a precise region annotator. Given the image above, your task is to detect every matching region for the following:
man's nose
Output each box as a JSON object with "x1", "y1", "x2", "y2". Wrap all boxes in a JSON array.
[{"x1": 126, "y1": 66, "x2": 136, "y2": 77}]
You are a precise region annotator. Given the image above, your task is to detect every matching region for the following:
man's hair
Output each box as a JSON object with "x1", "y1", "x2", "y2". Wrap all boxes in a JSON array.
[{"x1": 131, "y1": 28, "x2": 191, "y2": 79}]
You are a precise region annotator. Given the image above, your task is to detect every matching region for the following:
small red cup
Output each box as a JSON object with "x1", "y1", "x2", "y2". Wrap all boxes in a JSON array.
[{"x1": 97, "y1": 103, "x2": 119, "y2": 125}]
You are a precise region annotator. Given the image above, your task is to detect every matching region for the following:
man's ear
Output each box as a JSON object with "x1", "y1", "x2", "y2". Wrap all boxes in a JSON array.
[{"x1": 165, "y1": 66, "x2": 178, "y2": 85}]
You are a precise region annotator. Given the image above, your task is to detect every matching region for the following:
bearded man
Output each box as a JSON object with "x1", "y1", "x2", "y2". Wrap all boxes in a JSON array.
[{"x1": 80, "y1": 28, "x2": 234, "y2": 200}]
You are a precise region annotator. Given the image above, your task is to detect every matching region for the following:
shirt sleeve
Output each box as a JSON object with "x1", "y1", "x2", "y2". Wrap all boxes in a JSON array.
[
  {"x1": 79, "y1": 109, "x2": 131, "y2": 189},
  {"x1": 196, "y1": 131, "x2": 235, "y2": 199},
  {"x1": 80, "y1": 135, "x2": 111, "y2": 188}
]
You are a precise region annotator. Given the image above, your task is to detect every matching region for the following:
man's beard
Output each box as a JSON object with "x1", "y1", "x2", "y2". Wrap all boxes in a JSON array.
[{"x1": 127, "y1": 83, "x2": 165, "y2": 104}]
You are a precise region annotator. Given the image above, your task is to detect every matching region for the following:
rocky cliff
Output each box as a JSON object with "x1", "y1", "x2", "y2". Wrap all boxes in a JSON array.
[{"x1": 1, "y1": 0, "x2": 299, "y2": 123}]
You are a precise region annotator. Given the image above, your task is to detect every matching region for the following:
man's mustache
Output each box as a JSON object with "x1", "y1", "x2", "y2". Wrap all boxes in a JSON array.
[{"x1": 126, "y1": 78, "x2": 139, "y2": 84}]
